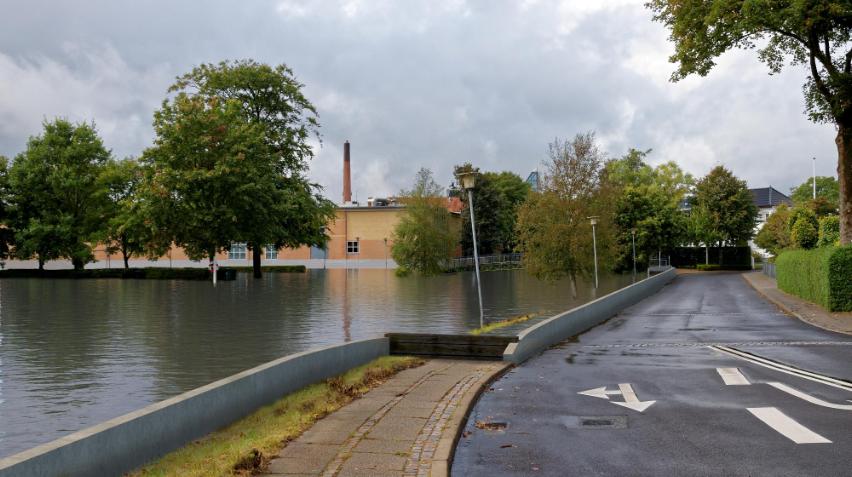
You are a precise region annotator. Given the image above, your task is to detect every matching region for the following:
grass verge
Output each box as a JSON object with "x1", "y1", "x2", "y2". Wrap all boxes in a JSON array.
[
  {"x1": 469, "y1": 313, "x2": 537, "y2": 335},
  {"x1": 130, "y1": 356, "x2": 424, "y2": 477}
]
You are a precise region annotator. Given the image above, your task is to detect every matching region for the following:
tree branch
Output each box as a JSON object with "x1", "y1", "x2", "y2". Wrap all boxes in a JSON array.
[{"x1": 810, "y1": 51, "x2": 836, "y2": 104}]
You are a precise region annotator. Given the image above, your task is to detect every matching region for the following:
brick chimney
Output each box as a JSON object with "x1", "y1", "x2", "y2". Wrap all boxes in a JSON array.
[{"x1": 343, "y1": 140, "x2": 352, "y2": 204}]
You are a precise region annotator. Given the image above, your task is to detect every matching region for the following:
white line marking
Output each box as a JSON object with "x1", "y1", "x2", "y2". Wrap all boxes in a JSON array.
[
  {"x1": 717, "y1": 367, "x2": 750, "y2": 385},
  {"x1": 578, "y1": 387, "x2": 618, "y2": 400},
  {"x1": 748, "y1": 407, "x2": 831, "y2": 444},
  {"x1": 709, "y1": 346, "x2": 852, "y2": 392},
  {"x1": 767, "y1": 382, "x2": 852, "y2": 411}
]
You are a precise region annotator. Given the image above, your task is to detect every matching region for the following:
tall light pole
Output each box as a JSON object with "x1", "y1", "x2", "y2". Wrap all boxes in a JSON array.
[
  {"x1": 457, "y1": 171, "x2": 484, "y2": 328},
  {"x1": 631, "y1": 228, "x2": 637, "y2": 277},
  {"x1": 812, "y1": 157, "x2": 817, "y2": 200},
  {"x1": 588, "y1": 216, "x2": 599, "y2": 289}
]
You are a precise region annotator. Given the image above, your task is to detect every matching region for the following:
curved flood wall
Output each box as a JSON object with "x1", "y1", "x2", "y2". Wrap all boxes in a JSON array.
[
  {"x1": 503, "y1": 268, "x2": 676, "y2": 364},
  {"x1": 0, "y1": 337, "x2": 389, "y2": 477}
]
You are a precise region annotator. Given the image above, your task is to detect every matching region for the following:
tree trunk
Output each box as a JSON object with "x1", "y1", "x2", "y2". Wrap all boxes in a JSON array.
[
  {"x1": 38, "y1": 256, "x2": 44, "y2": 271},
  {"x1": 71, "y1": 257, "x2": 84, "y2": 271},
  {"x1": 122, "y1": 243, "x2": 130, "y2": 269},
  {"x1": 250, "y1": 242, "x2": 262, "y2": 278},
  {"x1": 837, "y1": 125, "x2": 852, "y2": 245}
]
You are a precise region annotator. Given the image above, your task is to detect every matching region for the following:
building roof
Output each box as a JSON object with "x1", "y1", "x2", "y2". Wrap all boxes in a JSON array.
[{"x1": 749, "y1": 187, "x2": 792, "y2": 208}]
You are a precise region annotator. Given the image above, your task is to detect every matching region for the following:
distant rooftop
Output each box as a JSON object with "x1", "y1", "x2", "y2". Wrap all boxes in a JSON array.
[{"x1": 749, "y1": 187, "x2": 792, "y2": 208}]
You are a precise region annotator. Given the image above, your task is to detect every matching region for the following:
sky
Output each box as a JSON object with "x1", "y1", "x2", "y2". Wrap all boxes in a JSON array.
[{"x1": 0, "y1": 0, "x2": 840, "y2": 205}]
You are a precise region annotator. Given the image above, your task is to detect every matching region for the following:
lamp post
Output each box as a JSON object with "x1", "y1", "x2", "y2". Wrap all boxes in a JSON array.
[
  {"x1": 812, "y1": 157, "x2": 817, "y2": 200},
  {"x1": 631, "y1": 228, "x2": 637, "y2": 277},
  {"x1": 457, "y1": 170, "x2": 484, "y2": 328},
  {"x1": 588, "y1": 216, "x2": 599, "y2": 289}
]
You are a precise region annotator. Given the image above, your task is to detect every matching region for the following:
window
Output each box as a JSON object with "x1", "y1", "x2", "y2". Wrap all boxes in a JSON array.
[
  {"x1": 347, "y1": 240, "x2": 359, "y2": 254},
  {"x1": 229, "y1": 242, "x2": 247, "y2": 260},
  {"x1": 266, "y1": 245, "x2": 278, "y2": 260}
]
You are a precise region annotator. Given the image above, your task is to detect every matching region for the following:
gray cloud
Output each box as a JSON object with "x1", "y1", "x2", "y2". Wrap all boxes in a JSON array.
[{"x1": 0, "y1": 0, "x2": 838, "y2": 204}]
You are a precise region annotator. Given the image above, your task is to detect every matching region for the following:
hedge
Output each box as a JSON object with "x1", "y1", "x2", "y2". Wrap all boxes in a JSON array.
[
  {"x1": 0, "y1": 268, "x2": 215, "y2": 280},
  {"x1": 776, "y1": 246, "x2": 852, "y2": 312}
]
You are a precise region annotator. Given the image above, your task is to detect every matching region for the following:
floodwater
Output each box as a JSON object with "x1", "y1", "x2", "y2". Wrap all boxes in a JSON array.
[{"x1": 0, "y1": 269, "x2": 633, "y2": 458}]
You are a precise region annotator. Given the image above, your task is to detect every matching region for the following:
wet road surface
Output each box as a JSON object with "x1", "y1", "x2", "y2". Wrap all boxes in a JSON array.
[{"x1": 452, "y1": 272, "x2": 852, "y2": 476}]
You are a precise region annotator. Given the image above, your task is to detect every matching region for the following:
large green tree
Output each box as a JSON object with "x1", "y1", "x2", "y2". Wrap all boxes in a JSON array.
[
  {"x1": 487, "y1": 171, "x2": 532, "y2": 252},
  {"x1": 99, "y1": 158, "x2": 155, "y2": 268},
  {"x1": 790, "y1": 175, "x2": 840, "y2": 217},
  {"x1": 606, "y1": 149, "x2": 691, "y2": 270},
  {"x1": 648, "y1": 0, "x2": 852, "y2": 244},
  {"x1": 7, "y1": 119, "x2": 111, "y2": 270},
  {"x1": 691, "y1": 166, "x2": 757, "y2": 262},
  {"x1": 516, "y1": 133, "x2": 616, "y2": 294},
  {"x1": 165, "y1": 59, "x2": 334, "y2": 277},
  {"x1": 391, "y1": 168, "x2": 457, "y2": 275}
]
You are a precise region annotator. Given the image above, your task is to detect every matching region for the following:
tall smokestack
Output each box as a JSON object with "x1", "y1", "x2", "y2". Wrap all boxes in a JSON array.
[{"x1": 343, "y1": 141, "x2": 352, "y2": 204}]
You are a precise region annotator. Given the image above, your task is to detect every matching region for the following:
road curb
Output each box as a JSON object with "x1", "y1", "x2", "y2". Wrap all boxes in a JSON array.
[
  {"x1": 431, "y1": 362, "x2": 513, "y2": 477},
  {"x1": 741, "y1": 273, "x2": 851, "y2": 336}
]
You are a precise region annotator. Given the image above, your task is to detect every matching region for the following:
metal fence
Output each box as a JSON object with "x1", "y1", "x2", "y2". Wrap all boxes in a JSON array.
[{"x1": 445, "y1": 253, "x2": 523, "y2": 271}]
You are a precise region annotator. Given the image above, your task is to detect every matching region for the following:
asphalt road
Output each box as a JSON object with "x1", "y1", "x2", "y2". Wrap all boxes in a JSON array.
[{"x1": 452, "y1": 272, "x2": 852, "y2": 476}]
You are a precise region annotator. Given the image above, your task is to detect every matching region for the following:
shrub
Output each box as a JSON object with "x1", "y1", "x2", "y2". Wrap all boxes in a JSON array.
[
  {"x1": 788, "y1": 207, "x2": 818, "y2": 249},
  {"x1": 818, "y1": 215, "x2": 840, "y2": 247},
  {"x1": 776, "y1": 246, "x2": 852, "y2": 312}
]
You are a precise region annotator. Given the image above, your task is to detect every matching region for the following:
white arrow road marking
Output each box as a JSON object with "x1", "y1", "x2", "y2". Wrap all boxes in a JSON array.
[
  {"x1": 717, "y1": 367, "x2": 750, "y2": 385},
  {"x1": 577, "y1": 387, "x2": 622, "y2": 400},
  {"x1": 748, "y1": 407, "x2": 831, "y2": 444},
  {"x1": 611, "y1": 383, "x2": 656, "y2": 413},
  {"x1": 767, "y1": 382, "x2": 852, "y2": 411},
  {"x1": 579, "y1": 384, "x2": 656, "y2": 412}
]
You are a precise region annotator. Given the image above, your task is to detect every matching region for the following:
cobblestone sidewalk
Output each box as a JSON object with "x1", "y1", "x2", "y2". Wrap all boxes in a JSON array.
[{"x1": 260, "y1": 359, "x2": 507, "y2": 477}]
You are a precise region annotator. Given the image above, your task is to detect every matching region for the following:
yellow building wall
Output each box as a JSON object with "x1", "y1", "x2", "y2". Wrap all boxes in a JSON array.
[{"x1": 90, "y1": 205, "x2": 458, "y2": 264}]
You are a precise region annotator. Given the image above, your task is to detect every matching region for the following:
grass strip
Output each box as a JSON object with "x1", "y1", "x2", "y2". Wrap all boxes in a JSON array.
[
  {"x1": 130, "y1": 355, "x2": 424, "y2": 477},
  {"x1": 469, "y1": 313, "x2": 537, "y2": 335}
]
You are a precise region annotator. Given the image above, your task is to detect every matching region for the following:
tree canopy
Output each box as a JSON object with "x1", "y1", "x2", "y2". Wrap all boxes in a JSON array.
[
  {"x1": 605, "y1": 149, "x2": 691, "y2": 270},
  {"x1": 7, "y1": 119, "x2": 111, "y2": 270},
  {"x1": 691, "y1": 165, "x2": 757, "y2": 248},
  {"x1": 647, "y1": 0, "x2": 852, "y2": 244},
  {"x1": 391, "y1": 168, "x2": 457, "y2": 275},
  {"x1": 516, "y1": 132, "x2": 616, "y2": 290},
  {"x1": 143, "y1": 60, "x2": 335, "y2": 277}
]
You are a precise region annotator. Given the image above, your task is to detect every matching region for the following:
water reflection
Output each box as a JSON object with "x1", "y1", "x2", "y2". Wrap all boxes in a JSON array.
[{"x1": 0, "y1": 269, "x2": 631, "y2": 457}]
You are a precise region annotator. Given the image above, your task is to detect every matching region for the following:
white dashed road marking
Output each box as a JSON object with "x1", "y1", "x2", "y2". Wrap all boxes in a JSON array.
[
  {"x1": 717, "y1": 367, "x2": 750, "y2": 385},
  {"x1": 748, "y1": 407, "x2": 831, "y2": 444}
]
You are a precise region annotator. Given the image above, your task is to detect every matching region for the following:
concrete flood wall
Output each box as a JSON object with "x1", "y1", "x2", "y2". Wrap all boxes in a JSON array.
[
  {"x1": 0, "y1": 337, "x2": 389, "y2": 477},
  {"x1": 503, "y1": 268, "x2": 676, "y2": 364}
]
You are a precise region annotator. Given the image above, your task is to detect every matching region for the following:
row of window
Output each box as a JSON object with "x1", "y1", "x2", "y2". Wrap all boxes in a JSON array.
[{"x1": 227, "y1": 241, "x2": 360, "y2": 259}]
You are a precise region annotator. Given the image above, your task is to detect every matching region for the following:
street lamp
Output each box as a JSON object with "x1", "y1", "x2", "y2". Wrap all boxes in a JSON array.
[
  {"x1": 456, "y1": 170, "x2": 485, "y2": 327},
  {"x1": 588, "y1": 216, "x2": 599, "y2": 289},
  {"x1": 631, "y1": 228, "x2": 637, "y2": 277}
]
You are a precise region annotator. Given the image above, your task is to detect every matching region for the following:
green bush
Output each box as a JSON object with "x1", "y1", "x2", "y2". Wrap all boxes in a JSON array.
[
  {"x1": 818, "y1": 216, "x2": 840, "y2": 247},
  {"x1": 790, "y1": 215, "x2": 818, "y2": 249},
  {"x1": 777, "y1": 246, "x2": 852, "y2": 312}
]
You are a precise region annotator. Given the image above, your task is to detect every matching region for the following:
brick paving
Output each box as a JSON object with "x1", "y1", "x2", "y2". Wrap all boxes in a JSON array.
[{"x1": 261, "y1": 359, "x2": 505, "y2": 477}]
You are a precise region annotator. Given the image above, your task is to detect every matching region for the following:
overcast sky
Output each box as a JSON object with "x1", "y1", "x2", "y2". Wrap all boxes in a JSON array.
[{"x1": 0, "y1": 0, "x2": 839, "y2": 204}]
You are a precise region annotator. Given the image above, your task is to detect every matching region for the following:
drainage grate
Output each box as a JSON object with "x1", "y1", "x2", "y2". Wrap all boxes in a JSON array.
[{"x1": 562, "y1": 415, "x2": 627, "y2": 429}]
